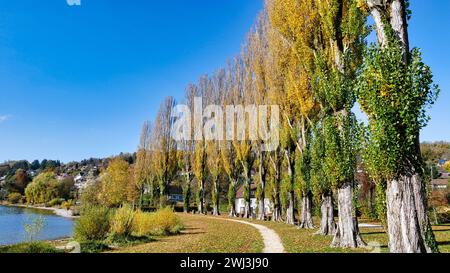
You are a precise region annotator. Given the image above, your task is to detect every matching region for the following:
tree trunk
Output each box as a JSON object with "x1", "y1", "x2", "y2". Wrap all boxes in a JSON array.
[
  {"x1": 367, "y1": 0, "x2": 438, "y2": 253},
  {"x1": 332, "y1": 182, "x2": 366, "y2": 248},
  {"x1": 258, "y1": 154, "x2": 266, "y2": 221},
  {"x1": 243, "y1": 180, "x2": 251, "y2": 219},
  {"x1": 285, "y1": 191, "x2": 295, "y2": 225},
  {"x1": 229, "y1": 181, "x2": 237, "y2": 217},
  {"x1": 315, "y1": 193, "x2": 336, "y2": 236},
  {"x1": 212, "y1": 179, "x2": 220, "y2": 216},
  {"x1": 386, "y1": 172, "x2": 438, "y2": 253},
  {"x1": 198, "y1": 180, "x2": 205, "y2": 215},
  {"x1": 299, "y1": 193, "x2": 315, "y2": 229}
]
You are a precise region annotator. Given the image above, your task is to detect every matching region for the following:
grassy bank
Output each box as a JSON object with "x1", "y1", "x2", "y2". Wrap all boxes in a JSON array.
[
  {"x1": 112, "y1": 214, "x2": 264, "y2": 253},
  {"x1": 235, "y1": 217, "x2": 450, "y2": 253}
]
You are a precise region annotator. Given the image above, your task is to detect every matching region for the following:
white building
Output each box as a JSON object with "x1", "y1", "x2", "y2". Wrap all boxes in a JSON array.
[{"x1": 235, "y1": 183, "x2": 272, "y2": 217}]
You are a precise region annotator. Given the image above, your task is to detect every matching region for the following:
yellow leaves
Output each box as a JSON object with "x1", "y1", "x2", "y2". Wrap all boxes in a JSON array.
[
  {"x1": 380, "y1": 83, "x2": 392, "y2": 98},
  {"x1": 443, "y1": 161, "x2": 450, "y2": 173},
  {"x1": 356, "y1": 0, "x2": 370, "y2": 14}
]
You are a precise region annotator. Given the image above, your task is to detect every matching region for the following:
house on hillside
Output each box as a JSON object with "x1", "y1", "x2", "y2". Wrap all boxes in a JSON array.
[
  {"x1": 431, "y1": 179, "x2": 448, "y2": 191},
  {"x1": 438, "y1": 159, "x2": 448, "y2": 167},
  {"x1": 235, "y1": 183, "x2": 272, "y2": 217}
]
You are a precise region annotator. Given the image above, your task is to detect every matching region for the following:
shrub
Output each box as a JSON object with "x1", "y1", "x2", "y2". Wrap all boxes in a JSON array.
[
  {"x1": 153, "y1": 207, "x2": 183, "y2": 234},
  {"x1": 7, "y1": 192, "x2": 23, "y2": 204},
  {"x1": 61, "y1": 199, "x2": 74, "y2": 210},
  {"x1": 109, "y1": 204, "x2": 135, "y2": 237},
  {"x1": 48, "y1": 198, "x2": 63, "y2": 207},
  {"x1": 74, "y1": 206, "x2": 110, "y2": 242},
  {"x1": 0, "y1": 242, "x2": 60, "y2": 254},
  {"x1": 132, "y1": 207, "x2": 183, "y2": 236},
  {"x1": 79, "y1": 241, "x2": 110, "y2": 253}
]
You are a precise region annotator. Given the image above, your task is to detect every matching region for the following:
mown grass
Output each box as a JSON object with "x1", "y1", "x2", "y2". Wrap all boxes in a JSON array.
[
  {"x1": 112, "y1": 214, "x2": 264, "y2": 253},
  {"x1": 239, "y1": 217, "x2": 450, "y2": 253}
]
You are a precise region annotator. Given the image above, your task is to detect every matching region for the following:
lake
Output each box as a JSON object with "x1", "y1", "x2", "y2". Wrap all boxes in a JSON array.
[{"x1": 0, "y1": 205, "x2": 74, "y2": 246}]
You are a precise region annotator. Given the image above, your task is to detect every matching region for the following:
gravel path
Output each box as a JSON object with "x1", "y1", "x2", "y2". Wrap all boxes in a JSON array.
[{"x1": 214, "y1": 218, "x2": 285, "y2": 253}]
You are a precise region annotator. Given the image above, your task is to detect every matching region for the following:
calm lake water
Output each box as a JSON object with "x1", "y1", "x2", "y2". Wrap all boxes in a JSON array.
[{"x1": 0, "y1": 205, "x2": 74, "y2": 246}]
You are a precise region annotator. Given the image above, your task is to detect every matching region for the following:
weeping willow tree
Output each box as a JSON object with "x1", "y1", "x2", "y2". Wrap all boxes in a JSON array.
[{"x1": 358, "y1": 0, "x2": 439, "y2": 253}]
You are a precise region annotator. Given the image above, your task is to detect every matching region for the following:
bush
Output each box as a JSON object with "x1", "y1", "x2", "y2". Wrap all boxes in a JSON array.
[
  {"x1": 7, "y1": 193, "x2": 23, "y2": 204},
  {"x1": 48, "y1": 198, "x2": 63, "y2": 207},
  {"x1": 61, "y1": 200, "x2": 74, "y2": 210},
  {"x1": 0, "y1": 242, "x2": 60, "y2": 253},
  {"x1": 79, "y1": 241, "x2": 110, "y2": 253},
  {"x1": 109, "y1": 204, "x2": 135, "y2": 237},
  {"x1": 74, "y1": 206, "x2": 111, "y2": 242},
  {"x1": 132, "y1": 207, "x2": 183, "y2": 236}
]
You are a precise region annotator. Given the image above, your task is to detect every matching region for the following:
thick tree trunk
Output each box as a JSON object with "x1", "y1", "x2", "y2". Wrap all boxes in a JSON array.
[
  {"x1": 367, "y1": 0, "x2": 410, "y2": 62},
  {"x1": 315, "y1": 193, "x2": 336, "y2": 236},
  {"x1": 285, "y1": 191, "x2": 295, "y2": 225},
  {"x1": 386, "y1": 172, "x2": 438, "y2": 253},
  {"x1": 299, "y1": 193, "x2": 315, "y2": 229},
  {"x1": 332, "y1": 182, "x2": 366, "y2": 248}
]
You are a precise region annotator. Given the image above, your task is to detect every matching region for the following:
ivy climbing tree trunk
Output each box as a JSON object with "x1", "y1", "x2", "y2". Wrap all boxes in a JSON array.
[
  {"x1": 315, "y1": 193, "x2": 336, "y2": 236},
  {"x1": 365, "y1": 0, "x2": 438, "y2": 253}
]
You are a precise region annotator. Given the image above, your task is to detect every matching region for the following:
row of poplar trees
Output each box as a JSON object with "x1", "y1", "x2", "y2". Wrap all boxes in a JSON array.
[{"x1": 134, "y1": 0, "x2": 440, "y2": 253}]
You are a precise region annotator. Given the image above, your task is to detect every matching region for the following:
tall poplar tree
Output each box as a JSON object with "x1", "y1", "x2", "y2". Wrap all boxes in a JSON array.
[{"x1": 358, "y1": 0, "x2": 439, "y2": 253}]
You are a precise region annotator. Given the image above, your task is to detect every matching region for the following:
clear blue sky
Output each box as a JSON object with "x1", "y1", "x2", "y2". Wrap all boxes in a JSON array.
[{"x1": 0, "y1": 0, "x2": 448, "y2": 163}]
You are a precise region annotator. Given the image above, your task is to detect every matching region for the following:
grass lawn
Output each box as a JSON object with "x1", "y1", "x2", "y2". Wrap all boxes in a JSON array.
[
  {"x1": 238, "y1": 218, "x2": 450, "y2": 253},
  {"x1": 111, "y1": 214, "x2": 264, "y2": 253}
]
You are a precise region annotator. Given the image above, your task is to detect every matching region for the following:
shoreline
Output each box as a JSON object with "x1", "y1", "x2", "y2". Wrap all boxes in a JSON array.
[{"x1": 0, "y1": 203, "x2": 78, "y2": 219}]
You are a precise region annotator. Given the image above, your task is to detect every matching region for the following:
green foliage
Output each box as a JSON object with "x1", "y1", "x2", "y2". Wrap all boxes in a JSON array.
[
  {"x1": 227, "y1": 182, "x2": 236, "y2": 211},
  {"x1": 310, "y1": 124, "x2": 332, "y2": 200},
  {"x1": 295, "y1": 138, "x2": 311, "y2": 198},
  {"x1": 375, "y1": 182, "x2": 387, "y2": 227},
  {"x1": 74, "y1": 206, "x2": 111, "y2": 242},
  {"x1": 0, "y1": 242, "x2": 60, "y2": 254},
  {"x1": 183, "y1": 183, "x2": 191, "y2": 212},
  {"x1": 48, "y1": 198, "x2": 63, "y2": 207},
  {"x1": 323, "y1": 113, "x2": 360, "y2": 189},
  {"x1": 79, "y1": 241, "x2": 111, "y2": 254},
  {"x1": 357, "y1": 37, "x2": 439, "y2": 181}
]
